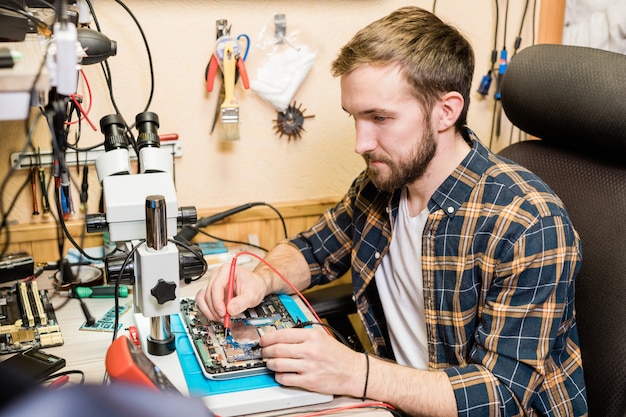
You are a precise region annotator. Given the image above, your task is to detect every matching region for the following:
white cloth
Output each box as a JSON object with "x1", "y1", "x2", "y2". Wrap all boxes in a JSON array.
[
  {"x1": 250, "y1": 45, "x2": 316, "y2": 112},
  {"x1": 376, "y1": 188, "x2": 429, "y2": 369}
]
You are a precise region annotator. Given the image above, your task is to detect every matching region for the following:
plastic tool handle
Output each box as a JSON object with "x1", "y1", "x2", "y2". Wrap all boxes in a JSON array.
[
  {"x1": 221, "y1": 42, "x2": 237, "y2": 109},
  {"x1": 74, "y1": 285, "x2": 129, "y2": 298}
]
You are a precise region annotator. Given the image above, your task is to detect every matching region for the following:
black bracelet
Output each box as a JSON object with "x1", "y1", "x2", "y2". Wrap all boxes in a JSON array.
[{"x1": 362, "y1": 351, "x2": 370, "y2": 400}]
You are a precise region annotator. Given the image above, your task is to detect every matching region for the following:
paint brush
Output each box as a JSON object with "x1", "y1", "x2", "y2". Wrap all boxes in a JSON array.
[{"x1": 220, "y1": 41, "x2": 240, "y2": 141}]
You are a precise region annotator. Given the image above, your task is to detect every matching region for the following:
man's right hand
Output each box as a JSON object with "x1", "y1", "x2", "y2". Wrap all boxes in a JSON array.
[
  {"x1": 195, "y1": 261, "x2": 268, "y2": 322},
  {"x1": 194, "y1": 243, "x2": 312, "y2": 323}
]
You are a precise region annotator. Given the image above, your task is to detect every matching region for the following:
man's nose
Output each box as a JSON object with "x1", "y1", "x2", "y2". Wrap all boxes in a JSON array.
[{"x1": 354, "y1": 122, "x2": 376, "y2": 155}]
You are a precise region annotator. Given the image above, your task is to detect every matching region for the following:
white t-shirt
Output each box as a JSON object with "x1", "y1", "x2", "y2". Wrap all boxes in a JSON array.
[{"x1": 375, "y1": 188, "x2": 429, "y2": 369}]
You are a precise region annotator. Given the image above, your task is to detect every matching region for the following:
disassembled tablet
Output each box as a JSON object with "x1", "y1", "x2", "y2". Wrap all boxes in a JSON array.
[
  {"x1": 179, "y1": 295, "x2": 301, "y2": 380},
  {"x1": 0, "y1": 281, "x2": 63, "y2": 354}
]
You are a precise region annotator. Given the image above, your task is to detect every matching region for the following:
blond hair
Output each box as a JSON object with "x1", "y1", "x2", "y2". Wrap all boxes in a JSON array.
[{"x1": 331, "y1": 6, "x2": 474, "y2": 130}]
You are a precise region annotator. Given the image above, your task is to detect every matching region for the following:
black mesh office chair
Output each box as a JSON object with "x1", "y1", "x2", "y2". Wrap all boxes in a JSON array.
[{"x1": 499, "y1": 44, "x2": 626, "y2": 417}]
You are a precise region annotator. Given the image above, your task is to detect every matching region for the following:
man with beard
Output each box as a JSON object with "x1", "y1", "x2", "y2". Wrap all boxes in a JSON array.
[{"x1": 196, "y1": 6, "x2": 587, "y2": 417}]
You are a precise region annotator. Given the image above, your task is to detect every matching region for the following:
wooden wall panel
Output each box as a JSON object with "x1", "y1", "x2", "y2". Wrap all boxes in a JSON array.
[{"x1": 0, "y1": 200, "x2": 336, "y2": 264}]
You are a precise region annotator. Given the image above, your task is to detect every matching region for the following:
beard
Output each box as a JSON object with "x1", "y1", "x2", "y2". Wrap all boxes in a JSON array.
[{"x1": 364, "y1": 124, "x2": 437, "y2": 192}]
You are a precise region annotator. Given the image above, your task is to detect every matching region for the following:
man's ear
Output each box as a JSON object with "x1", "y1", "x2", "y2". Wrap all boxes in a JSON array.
[{"x1": 436, "y1": 91, "x2": 464, "y2": 131}]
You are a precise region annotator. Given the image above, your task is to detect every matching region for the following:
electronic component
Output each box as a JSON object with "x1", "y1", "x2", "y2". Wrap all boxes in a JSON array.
[
  {"x1": 79, "y1": 301, "x2": 131, "y2": 332},
  {"x1": 0, "y1": 281, "x2": 63, "y2": 354},
  {"x1": 0, "y1": 348, "x2": 65, "y2": 382},
  {"x1": 179, "y1": 295, "x2": 300, "y2": 380},
  {"x1": 0, "y1": 251, "x2": 34, "y2": 284},
  {"x1": 106, "y1": 335, "x2": 180, "y2": 393}
]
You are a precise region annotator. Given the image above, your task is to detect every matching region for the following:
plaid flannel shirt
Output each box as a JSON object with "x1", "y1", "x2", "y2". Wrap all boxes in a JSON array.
[{"x1": 289, "y1": 131, "x2": 587, "y2": 416}]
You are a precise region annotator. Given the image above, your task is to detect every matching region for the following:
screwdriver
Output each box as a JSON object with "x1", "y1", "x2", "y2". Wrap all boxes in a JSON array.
[
  {"x1": 30, "y1": 165, "x2": 39, "y2": 215},
  {"x1": 39, "y1": 165, "x2": 50, "y2": 213},
  {"x1": 80, "y1": 164, "x2": 89, "y2": 212},
  {"x1": 64, "y1": 285, "x2": 129, "y2": 298}
]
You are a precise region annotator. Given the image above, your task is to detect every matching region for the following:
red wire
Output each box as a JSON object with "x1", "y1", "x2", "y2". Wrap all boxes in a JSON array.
[
  {"x1": 293, "y1": 401, "x2": 397, "y2": 417},
  {"x1": 226, "y1": 251, "x2": 331, "y2": 336},
  {"x1": 65, "y1": 69, "x2": 97, "y2": 131},
  {"x1": 223, "y1": 257, "x2": 237, "y2": 330},
  {"x1": 222, "y1": 253, "x2": 398, "y2": 415}
]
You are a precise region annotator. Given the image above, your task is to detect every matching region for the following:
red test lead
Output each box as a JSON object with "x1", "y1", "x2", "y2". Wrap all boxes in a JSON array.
[{"x1": 223, "y1": 257, "x2": 238, "y2": 333}]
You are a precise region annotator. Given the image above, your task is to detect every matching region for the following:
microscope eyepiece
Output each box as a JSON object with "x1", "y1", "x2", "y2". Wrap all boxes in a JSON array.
[
  {"x1": 100, "y1": 114, "x2": 129, "y2": 151},
  {"x1": 136, "y1": 111, "x2": 161, "y2": 150}
]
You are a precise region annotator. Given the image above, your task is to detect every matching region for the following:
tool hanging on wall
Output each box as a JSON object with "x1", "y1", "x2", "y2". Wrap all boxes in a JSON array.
[
  {"x1": 29, "y1": 158, "x2": 39, "y2": 216},
  {"x1": 250, "y1": 14, "x2": 317, "y2": 142},
  {"x1": 205, "y1": 19, "x2": 250, "y2": 139},
  {"x1": 37, "y1": 149, "x2": 50, "y2": 214},
  {"x1": 273, "y1": 101, "x2": 314, "y2": 142}
]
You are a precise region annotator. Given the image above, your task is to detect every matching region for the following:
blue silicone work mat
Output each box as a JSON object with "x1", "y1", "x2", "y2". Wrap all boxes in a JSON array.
[{"x1": 173, "y1": 294, "x2": 309, "y2": 396}]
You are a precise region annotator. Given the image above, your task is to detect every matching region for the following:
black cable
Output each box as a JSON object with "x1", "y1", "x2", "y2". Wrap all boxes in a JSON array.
[
  {"x1": 168, "y1": 237, "x2": 208, "y2": 283},
  {"x1": 491, "y1": 0, "x2": 499, "y2": 73},
  {"x1": 512, "y1": 0, "x2": 530, "y2": 56},
  {"x1": 85, "y1": 0, "x2": 154, "y2": 131},
  {"x1": 84, "y1": 0, "x2": 138, "y2": 155},
  {"x1": 507, "y1": 0, "x2": 531, "y2": 146},
  {"x1": 264, "y1": 202, "x2": 288, "y2": 239},
  {"x1": 489, "y1": 0, "x2": 511, "y2": 149},
  {"x1": 293, "y1": 321, "x2": 351, "y2": 348},
  {"x1": 42, "y1": 369, "x2": 86, "y2": 385},
  {"x1": 66, "y1": 141, "x2": 106, "y2": 152},
  {"x1": 502, "y1": 0, "x2": 510, "y2": 48},
  {"x1": 0, "y1": 112, "x2": 46, "y2": 256},
  {"x1": 111, "y1": 240, "x2": 145, "y2": 342},
  {"x1": 111, "y1": 0, "x2": 155, "y2": 117},
  {"x1": 196, "y1": 230, "x2": 269, "y2": 253},
  {"x1": 0, "y1": 5, "x2": 51, "y2": 31},
  {"x1": 176, "y1": 202, "x2": 288, "y2": 245},
  {"x1": 532, "y1": 0, "x2": 537, "y2": 45}
]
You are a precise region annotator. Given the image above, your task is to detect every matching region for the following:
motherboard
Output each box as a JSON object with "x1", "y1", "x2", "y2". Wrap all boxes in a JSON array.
[
  {"x1": 0, "y1": 280, "x2": 63, "y2": 354},
  {"x1": 179, "y1": 295, "x2": 300, "y2": 380}
]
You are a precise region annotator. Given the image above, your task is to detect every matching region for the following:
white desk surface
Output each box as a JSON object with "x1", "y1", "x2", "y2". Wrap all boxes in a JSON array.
[{"x1": 32, "y1": 268, "x2": 390, "y2": 417}]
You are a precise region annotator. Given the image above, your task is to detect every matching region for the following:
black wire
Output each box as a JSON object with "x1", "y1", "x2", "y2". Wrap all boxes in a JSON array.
[
  {"x1": 111, "y1": 0, "x2": 155, "y2": 117},
  {"x1": 293, "y1": 321, "x2": 351, "y2": 348},
  {"x1": 112, "y1": 240, "x2": 145, "y2": 342},
  {"x1": 263, "y1": 202, "x2": 288, "y2": 239},
  {"x1": 0, "y1": 112, "x2": 46, "y2": 256},
  {"x1": 489, "y1": 0, "x2": 511, "y2": 149},
  {"x1": 512, "y1": 0, "x2": 530, "y2": 56},
  {"x1": 84, "y1": 0, "x2": 138, "y2": 155},
  {"x1": 196, "y1": 230, "x2": 268, "y2": 253},
  {"x1": 532, "y1": 0, "x2": 538, "y2": 45},
  {"x1": 0, "y1": 5, "x2": 52, "y2": 30},
  {"x1": 168, "y1": 237, "x2": 208, "y2": 282},
  {"x1": 491, "y1": 0, "x2": 499, "y2": 72},
  {"x1": 85, "y1": 0, "x2": 154, "y2": 133},
  {"x1": 502, "y1": 0, "x2": 510, "y2": 49},
  {"x1": 42, "y1": 369, "x2": 86, "y2": 385},
  {"x1": 37, "y1": 0, "x2": 161, "y2": 263}
]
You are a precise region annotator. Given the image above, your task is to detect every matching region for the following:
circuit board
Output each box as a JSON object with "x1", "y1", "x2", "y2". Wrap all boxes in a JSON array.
[
  {"x1": 0, "y1": 281, "x2": 63, "y2": 354},
  {"x1": 179, "y1": 295, "x2": 300, "y2": 380}
]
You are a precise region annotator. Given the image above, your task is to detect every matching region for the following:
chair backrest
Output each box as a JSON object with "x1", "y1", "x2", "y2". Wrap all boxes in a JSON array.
[{"x1": 500, "y1": 44, "x2": 626, "y2": 417}]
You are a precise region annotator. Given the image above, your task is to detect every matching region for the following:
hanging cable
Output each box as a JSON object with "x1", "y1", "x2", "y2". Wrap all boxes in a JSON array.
[
  {"x1": 489, "y1": 0, "x2": 510, "y2": 149},
  {"x1": 477, "y1": 0, "x2": 499, "y2": 98},
  {"x1": 507, "y1": 0, "x2": 532, "y2": 146}
]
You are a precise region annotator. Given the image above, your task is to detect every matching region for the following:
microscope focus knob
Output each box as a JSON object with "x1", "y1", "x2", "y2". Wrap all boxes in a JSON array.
[{"x1": 150, "y1": 279, "x2": 177, "y2": 305}]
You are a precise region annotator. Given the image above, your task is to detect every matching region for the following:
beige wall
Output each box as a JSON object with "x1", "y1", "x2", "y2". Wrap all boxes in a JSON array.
[{"x1": 1, "y1": 0, "x2": 545, "y2": 229}]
